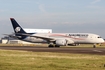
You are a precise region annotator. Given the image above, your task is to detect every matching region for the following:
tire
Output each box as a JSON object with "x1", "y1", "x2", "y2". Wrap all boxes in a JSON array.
[
  {"x1": 48, "y1": 44, "x2": 54, "y2": 48},
  {"x1": 93, "y1": 44, "x2": 96, "y2": 48},
  {"x1": 55, "y1": 45, "x2": 60, "y2": 48}
]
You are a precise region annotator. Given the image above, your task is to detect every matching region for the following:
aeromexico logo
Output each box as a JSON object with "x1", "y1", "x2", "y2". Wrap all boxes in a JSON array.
[{"x1": 15, "y1": 27, "x2": 21, "y2": 32}]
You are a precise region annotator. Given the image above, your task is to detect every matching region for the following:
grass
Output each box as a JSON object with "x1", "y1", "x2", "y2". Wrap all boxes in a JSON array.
[{"x1": 0, "y1": 49, "x2": 105, "y2": 70}]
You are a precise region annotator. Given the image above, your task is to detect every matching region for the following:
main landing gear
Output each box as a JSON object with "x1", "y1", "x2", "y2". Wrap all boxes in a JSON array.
[{"x1": 48, "y1": 44, "x2": 60, "y2": 48}]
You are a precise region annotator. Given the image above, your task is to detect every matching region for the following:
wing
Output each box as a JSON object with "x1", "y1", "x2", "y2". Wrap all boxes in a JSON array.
[
  {"x1": 4, "y1": 33, "x2": 57, "y2": 42},
  {"x1": 15, "y1": 33, "x2": 56, "y2": 41},
  {"x1": 30, "y1": 35, "x2": 55, "y2": 41}
]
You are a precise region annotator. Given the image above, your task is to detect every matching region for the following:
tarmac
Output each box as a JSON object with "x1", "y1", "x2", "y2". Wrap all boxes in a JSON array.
[{"x1": 0, "y1": 46, "x2": 105, "y2": 55}]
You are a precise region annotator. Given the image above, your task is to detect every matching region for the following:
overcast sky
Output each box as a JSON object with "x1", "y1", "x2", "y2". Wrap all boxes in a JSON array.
[{"x1": 0, "y1": 0, "x2": 105, "y2": 38}]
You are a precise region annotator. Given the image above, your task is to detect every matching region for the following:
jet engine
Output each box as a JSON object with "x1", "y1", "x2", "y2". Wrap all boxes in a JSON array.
[{"x1": 55, "y1": 39, "x2": 67, "y2": 46}]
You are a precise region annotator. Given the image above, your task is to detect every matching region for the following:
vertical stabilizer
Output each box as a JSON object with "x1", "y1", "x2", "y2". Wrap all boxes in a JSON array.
[
  {"x1": 10, "y1": 18, "x2": 27, "y2": 39},
  {"x1": 10, "y1": 18, "x2": 26, "y2": 33}
]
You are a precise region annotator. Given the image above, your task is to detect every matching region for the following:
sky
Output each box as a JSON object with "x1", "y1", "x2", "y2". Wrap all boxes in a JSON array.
[{"x1": 0, "y1": 0, "x2": 105, "y2": 38}]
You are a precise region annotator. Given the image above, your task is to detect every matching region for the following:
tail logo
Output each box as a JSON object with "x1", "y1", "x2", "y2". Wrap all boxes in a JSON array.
[{"x1": 15, "y1": 27, "x2": 21, "y2": 32}]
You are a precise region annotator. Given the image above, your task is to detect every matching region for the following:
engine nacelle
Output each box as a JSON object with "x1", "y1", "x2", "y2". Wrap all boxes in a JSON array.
[
  {"x1": 66, "y1": 39, "x2": 74, "y2": 44},
  {"x1": 55, "y1": 39, "x2": 67, "y2": 46}
]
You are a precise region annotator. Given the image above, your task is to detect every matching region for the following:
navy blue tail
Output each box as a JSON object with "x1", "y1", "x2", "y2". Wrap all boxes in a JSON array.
[
  {"x1": 10, "y1": 18, "x2": 26, "y2": 33},
  {"x1": 10, "y1": 18, "x2": 27, "y2": 39}
]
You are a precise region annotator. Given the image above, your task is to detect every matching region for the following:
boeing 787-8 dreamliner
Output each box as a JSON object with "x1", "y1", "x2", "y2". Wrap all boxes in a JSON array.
[{"x1": 9, "y1": 18, "x2": 104, "y2": 48}]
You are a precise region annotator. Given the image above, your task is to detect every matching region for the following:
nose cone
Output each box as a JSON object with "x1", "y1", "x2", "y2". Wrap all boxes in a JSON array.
[{"x1": 100, "y1": 38, "x2": 105, "y2": 43}]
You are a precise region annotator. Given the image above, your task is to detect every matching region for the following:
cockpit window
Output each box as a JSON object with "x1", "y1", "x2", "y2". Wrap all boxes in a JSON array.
[{"x1": 98, "y1": 36, "x2": 101, "y2": 38}]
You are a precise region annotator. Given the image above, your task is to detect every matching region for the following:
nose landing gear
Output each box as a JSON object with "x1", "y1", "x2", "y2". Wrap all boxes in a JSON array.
[
  {"x1": 93, "y1": 43, "x2": 102, "y2": 48},
  {"x1": 93, "y1": 44, "x2": 96, "y2": 48}
]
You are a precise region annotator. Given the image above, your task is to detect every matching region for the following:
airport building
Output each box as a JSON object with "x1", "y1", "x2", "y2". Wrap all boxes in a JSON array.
[
  {"x1": 24, "y1": 28, "x2": 52, "y2": 33},
  {"x1": 0, "y1": 28, "x2": 52, "y2": 44}
]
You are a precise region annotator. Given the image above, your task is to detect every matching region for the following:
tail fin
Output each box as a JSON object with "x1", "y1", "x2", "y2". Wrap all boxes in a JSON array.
[
  {"x1": 10, "y1": 18, "x2": 26, "y2": 34},
  {"x1": 10, "y1": 18, "x2": 27, "y2": 39}
]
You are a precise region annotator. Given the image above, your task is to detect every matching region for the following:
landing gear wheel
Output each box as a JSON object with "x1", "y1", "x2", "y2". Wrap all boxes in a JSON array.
[
  {"x1": 55, "y1": 45, "x2": 60, "y2": 48},
  {"x1": 93, "y1": 44, "x2": 96, "y2": 48},
  {"x1": 48, "y1": 44, "x2": 54, "y2": 48}
]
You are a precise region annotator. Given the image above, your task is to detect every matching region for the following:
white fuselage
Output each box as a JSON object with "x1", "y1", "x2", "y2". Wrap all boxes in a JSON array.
[{"x1": 23, "y1": 33, "x2": 104, "y2": 44}]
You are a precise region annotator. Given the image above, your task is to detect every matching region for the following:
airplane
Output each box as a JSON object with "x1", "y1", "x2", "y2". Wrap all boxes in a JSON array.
[{"x1": 9, "y1": 18, "x2": 104, "y2": 48}]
